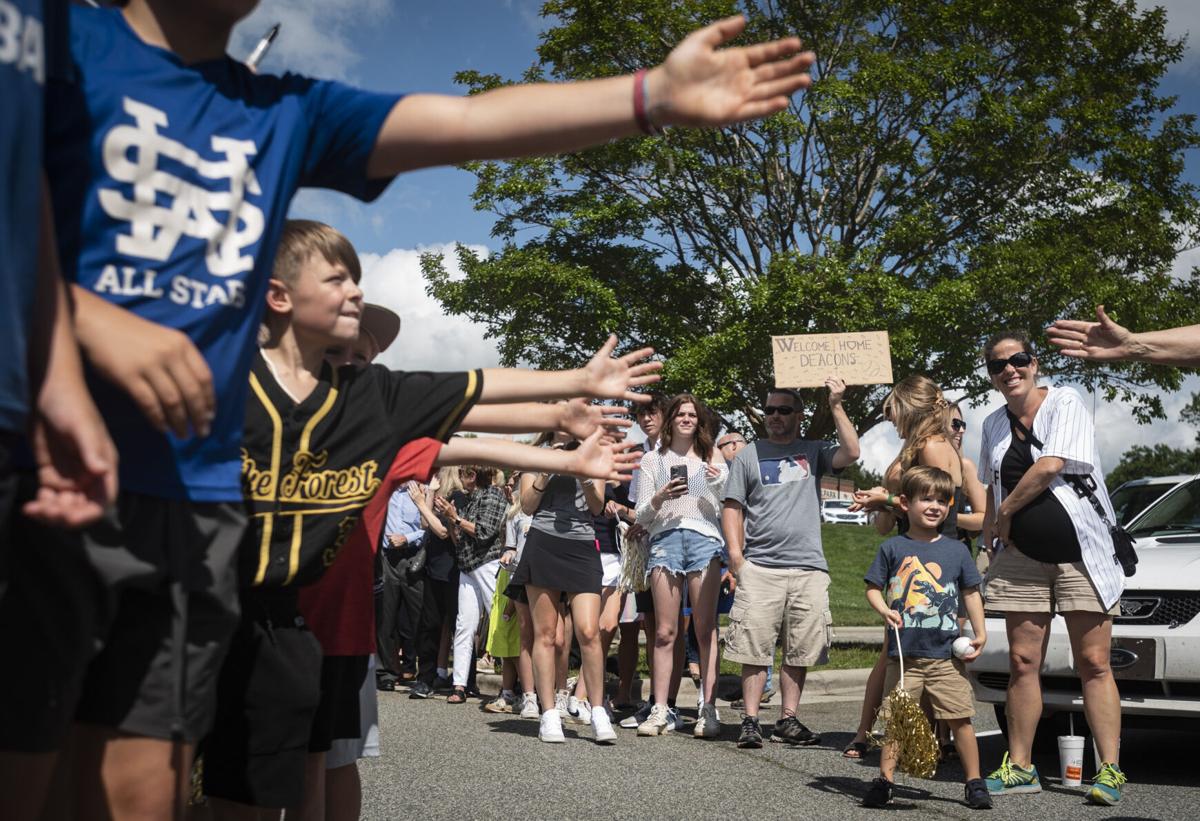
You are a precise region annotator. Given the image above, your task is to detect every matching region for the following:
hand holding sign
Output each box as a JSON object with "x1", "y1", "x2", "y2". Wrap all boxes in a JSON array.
[{"x1": 771, "y1": 331, "x2": 893, "y2": 388}]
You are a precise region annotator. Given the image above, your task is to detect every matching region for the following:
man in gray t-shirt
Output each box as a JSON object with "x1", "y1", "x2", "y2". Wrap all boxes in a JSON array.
[{"x1": 722, "y1": 380, "x2": 861, "y2": 748}]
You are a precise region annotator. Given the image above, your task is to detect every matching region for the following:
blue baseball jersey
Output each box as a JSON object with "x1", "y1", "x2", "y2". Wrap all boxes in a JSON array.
[
  {"x1": 46, "y1": 6, "x2": 400, "y2": 500},
  {"x1": 0, "y1": 0, "x2": 68, "y2": 434}
]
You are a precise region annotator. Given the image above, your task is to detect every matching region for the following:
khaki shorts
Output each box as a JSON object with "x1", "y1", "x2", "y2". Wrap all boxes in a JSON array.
[
  {"x1": 725, "y1": 561, "x2": 831, "y2": 668},
  {"x1": 880, "y1": 657, "x2": 975, "y2": 721},
  {"x1": 984, "y1": 546, "x2": 1118, "y2": 616}
]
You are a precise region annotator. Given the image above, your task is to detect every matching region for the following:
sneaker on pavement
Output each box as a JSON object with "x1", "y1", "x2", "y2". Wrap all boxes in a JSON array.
[
  {"x1": 770, "y1": 715, "x2": 820, "y2": 745},
  {"x1": 619, "y1": 702, "x2": 652, "y2": 729},
  {"x1": 985, "y1": 752, "x2": 1041, "y2": 795},
  {"x1": 407, "y1": 680, "x2": 433, "y2": 699},
  {"x1": 591, "y1": 706, "x2": 617, "y2": 744},
  {"x1": 431, "y1": 675, "x2": 452, "y2": 693},
  {"x1": 667, "y1": 707, "x2": 685, "y2": 733},
  {"x1": 1087, "y1": 762, "x2": 1126, "y2": 806},
  {"x1": 555, "y1": 688, "x2": 570, "y2": 719},
  {"x1": 567, "y1": 699, "x2": 592, "y2": 725},
  {"x1": 862, "y1": 777, "x2": 894, "y2": 808},
  {"x1": 538, "y1": 709, "x2": 566, "y2": 743},
  {"x1": 484, "y1": 692, "x2": 516, "y2": 713},
  {"x1": 637, "y1": 703, "x2": 673, "y2": 736},
  {"x1": 519, "y1": 692, "x2": 539, "y2": 719},
  {"x1": 694, "y1": 703, "x2": 721, "y2": 739},
  {"x1": 965, "y1": 777, "x2": 993, "y2": 809},
  {"x1": 736, "y1": 715, "x2": 763, "y2": 748}
]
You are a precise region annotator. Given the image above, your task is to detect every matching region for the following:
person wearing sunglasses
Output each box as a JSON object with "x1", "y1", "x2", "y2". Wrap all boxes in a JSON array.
[
  {"x1": 975, "y1": 331, "x2": 1126, "y2": 805},
  {"x1": 722, "y1": 380, "x2": 860, "y2": 748},
  {"x1": 842, "y1": 374, "x2": 969, "y2": 760}
]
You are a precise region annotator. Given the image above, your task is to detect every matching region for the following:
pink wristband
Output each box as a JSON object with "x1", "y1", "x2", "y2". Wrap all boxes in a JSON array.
[{"x1": 633, "y1": 69, "x2": 662, "y2": 136}]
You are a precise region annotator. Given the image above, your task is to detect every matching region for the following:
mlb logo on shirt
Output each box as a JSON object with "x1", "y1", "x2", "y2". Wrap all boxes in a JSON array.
[{"x1": 760, "y1": 454, "x2": 811, "y2": 485}]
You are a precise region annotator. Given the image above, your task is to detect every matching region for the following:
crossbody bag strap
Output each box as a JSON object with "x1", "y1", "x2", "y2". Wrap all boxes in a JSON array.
[{"x1": 1005, "y1": 408, "x2": 1114, "y2": 529}]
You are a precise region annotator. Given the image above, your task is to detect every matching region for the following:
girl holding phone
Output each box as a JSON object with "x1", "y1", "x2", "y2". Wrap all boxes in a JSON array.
[{"x1": 634, "y1": 394, "x2": 728, "y2": 738}]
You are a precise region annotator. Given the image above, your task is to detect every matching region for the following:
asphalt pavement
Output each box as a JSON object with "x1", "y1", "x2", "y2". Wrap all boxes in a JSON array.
[{"x1": 360, "y1": 685, "x2": 1199, "y2": 820}]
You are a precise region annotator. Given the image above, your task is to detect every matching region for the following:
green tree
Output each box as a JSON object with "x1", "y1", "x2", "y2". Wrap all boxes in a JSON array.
[
  {"x1": 425, "y1": 0, "x2": 1200, "y2": 439},
  {"x1": 1105, "y1": 443, "x2": 1200, "y2": 488}
]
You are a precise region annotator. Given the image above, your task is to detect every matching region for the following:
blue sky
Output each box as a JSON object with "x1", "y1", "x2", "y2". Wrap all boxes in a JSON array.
[{"x1": 230, "y1": 1, "x2": 1200, "y2": 475}]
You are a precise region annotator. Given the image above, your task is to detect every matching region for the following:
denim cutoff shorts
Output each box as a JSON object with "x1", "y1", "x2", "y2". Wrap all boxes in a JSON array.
[{"x1": 646, "y1": 528, "x2": 723, "y2": 576}]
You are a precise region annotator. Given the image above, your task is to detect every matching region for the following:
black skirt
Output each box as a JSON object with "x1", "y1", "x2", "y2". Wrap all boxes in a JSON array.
[{"x1": 509, "y1": 528, "x2": 602, "y2": 595}]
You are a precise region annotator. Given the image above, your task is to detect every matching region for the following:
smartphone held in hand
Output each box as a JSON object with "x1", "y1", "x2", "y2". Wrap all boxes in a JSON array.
[{"x1": 669, "y1": 463, "x2": 688, "y2": 484}]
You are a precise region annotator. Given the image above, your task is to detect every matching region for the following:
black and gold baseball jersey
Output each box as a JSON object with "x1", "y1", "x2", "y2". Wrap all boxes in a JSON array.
[{"x1": 240, "y1": 352, "x2": 482, "y2": 588}]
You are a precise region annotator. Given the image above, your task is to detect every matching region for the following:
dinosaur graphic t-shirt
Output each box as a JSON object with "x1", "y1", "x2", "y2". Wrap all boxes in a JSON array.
[{"x1": 864, "y1": 534, "x2": 981, "y2": 660}]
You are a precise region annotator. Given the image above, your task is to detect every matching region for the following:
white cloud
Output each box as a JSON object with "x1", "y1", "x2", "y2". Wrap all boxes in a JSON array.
[
  {"x1": 357, "y1": 244, "x2": 506, "y2": 373},
  {"x1": 858, "y1": 376, "x2": 1200, "y2": 484},
  {"x1": 229, "y1": 0, "x2": 391, "y2": 81},
  {"x1": 1137, "y1": 1, "x2": 1200, "y2": 64}
]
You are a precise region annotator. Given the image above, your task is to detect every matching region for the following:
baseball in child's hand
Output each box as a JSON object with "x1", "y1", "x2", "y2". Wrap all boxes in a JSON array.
[{"x1": 952, "y1": 636, "x2": 974, "y2": 659}]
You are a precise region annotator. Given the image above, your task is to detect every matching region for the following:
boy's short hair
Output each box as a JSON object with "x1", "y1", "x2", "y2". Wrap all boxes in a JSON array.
[
  {"x1": 274, "y1": 219, "x2": 361, "y2": 286},
  {"x1": 901, "y1": 465, "x2": 955, "y2": 503},
  {"x1": 629, "y1": 391, "x2": 668, "y2": 417}
]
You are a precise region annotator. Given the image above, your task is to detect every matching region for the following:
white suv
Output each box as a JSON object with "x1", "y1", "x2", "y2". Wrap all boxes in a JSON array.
[{"x1": 966, "y1": 476, "x2": 1200, "y2": 741}]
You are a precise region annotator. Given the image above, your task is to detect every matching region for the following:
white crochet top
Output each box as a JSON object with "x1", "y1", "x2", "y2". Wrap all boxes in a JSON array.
[{"x1": 634, "y1": 448, "x2": 728, "y2": 543}]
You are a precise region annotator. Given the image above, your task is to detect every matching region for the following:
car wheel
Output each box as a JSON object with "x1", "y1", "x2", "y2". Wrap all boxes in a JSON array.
[{"x1": 992, "y1": 704, "x2": 1072, "y2": 754}]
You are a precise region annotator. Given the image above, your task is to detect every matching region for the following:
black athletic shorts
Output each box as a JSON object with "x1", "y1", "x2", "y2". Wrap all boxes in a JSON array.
[
  {"x1": 309, "y1": 655, "x2": 369, "y2": 753},
  {"x1": 0, "y1": 485, "x2": 245, "y2": 751},
  {"x1": 201, "y1": 588, "x2": 324, "y2": 808}
]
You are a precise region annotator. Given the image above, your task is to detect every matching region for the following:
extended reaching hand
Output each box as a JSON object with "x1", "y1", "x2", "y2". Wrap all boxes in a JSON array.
[
  {"x1": 652, "y1": 15, "x2": 815, "y2": 128},
  {"x1": 1046, "y1": 305, "x2": 1135, "y2": 362},
  {"x1": 849, "y1": 486, "x2": 889, "y2": 512},
  {"x1": 580, "y1": 335, "x2": 662, "y2": 402},
  {"x1": 568, "y1": 428, "x2": 641, "y2": 482},
  {"x1": 559, "y1": 397, "x2": 632, "y2": 441}
]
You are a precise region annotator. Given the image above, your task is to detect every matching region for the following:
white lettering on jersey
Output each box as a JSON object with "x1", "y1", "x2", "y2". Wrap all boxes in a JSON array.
[
  {"x1": 98, "y1": 97, "x2": 265, "y2": 278},
  {"x1": 0, "y1": 0, "x2": 44, "y2": 84}
]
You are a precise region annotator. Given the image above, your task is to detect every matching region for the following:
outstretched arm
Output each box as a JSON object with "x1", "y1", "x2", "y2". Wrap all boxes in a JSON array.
[
  {"x1": 368, "y1": 15, "x2": 814, "y2": 175},
  {"x1": 459, "y1": 398, "x2": 630, "y2": 440},
  {"x1": 474, "y1": 336, "x2": 661, "y2": 405},
  {"x1": 435, "y1": 428, "x2": 640, "y2": 483},
  {"x1": 1047, "y1": 304, "x2": 1200, "y2": 367}
]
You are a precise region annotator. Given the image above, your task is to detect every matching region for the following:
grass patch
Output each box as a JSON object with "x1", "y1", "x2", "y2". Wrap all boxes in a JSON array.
[{"x1": 822, "y1": 521, "x2": 886, "y2": 627}]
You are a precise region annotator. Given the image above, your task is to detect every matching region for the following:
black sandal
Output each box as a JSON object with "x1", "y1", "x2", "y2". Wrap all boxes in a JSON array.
[
  {"x1": 446, "y1": 686, "x2": 467, "y2": 704},
  {"x1": 842, "y1": 740, "x2": 869, "y2": 759}
]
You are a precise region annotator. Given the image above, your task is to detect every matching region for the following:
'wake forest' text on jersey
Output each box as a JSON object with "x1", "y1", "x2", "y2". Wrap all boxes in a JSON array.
[{"x1": 238, "y1": 353, "x2": 481, "y2": 588}]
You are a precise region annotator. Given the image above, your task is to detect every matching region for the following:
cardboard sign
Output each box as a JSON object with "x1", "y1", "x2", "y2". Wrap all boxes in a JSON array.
[{"x1": 771, "y1": 331, "x2": 893, "y2": 388}]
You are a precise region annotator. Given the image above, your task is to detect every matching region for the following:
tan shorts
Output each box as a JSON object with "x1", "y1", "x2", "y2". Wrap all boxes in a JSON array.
[
  {"x1": 880, "y1": 657, "x2": 975, "y2": 721},
  {"x1": 725, "y1": 561, "x2": 831, "y2": 668},
  {"x1": 984, "y1": 546, "x2": 1118, "y2": 616}
]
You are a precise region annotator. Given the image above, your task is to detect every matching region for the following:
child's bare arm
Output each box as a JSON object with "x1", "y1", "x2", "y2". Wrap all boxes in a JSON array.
[
  {"x1": 367, "y1": 16, "x2": 814, "y2": 175},
  {"x1": 459, "y1": 398, "x2": 630, "y2": 440},
  {"x1": 435, "y1": 429, "x2": 639, "y2": 482},
  {"x1": 472, "y1": 336, "x2": 660, "y2": 406},
  {"x1": 866, "y1": 584, "x2": 901, "y2": 628}
]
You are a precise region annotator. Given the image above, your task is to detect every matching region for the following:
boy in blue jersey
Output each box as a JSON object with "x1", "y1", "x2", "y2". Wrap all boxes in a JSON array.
[
  {"x1": 862, "y1": 467, "x2": 990, "y2": 810},
  {"x1": 2, "y1": 1, "x2": 816, "y2": 817}
]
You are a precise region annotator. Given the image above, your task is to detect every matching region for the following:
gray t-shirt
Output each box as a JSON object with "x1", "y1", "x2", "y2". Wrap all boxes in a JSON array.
[
  {"x1": 530, "y1": 474, "x2": 595, "y2": 541},
  {"x1": 724, "y1": 439, "x2": 840, "y2": 570}
]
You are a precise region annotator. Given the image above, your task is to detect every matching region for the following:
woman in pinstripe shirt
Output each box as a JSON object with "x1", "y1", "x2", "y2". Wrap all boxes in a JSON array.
[{"x1": 976, "y1": 331, "x2": 1127, "y2": 805}]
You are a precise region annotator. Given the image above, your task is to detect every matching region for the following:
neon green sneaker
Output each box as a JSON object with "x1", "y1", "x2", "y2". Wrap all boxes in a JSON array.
[
  {"x1": 1088, "y1": 762, "x2": 1126, "y2": 805},
  {"x1": 985, "y1": 751, "x2": 1042, "y2": 795}
]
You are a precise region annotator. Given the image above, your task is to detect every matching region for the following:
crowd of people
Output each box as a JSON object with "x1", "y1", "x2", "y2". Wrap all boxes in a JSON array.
[{"x1": 5, "y1": 0, "x2": 1195, "y2": 817}]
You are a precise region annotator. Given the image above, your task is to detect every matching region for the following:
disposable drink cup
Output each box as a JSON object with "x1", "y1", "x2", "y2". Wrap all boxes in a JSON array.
[{"x1": 1058, "y1": 735, "x2": 1085, "y2": 786}]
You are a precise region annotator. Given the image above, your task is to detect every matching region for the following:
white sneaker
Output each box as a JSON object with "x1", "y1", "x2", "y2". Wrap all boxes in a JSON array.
[
  {"x1": 591, "y1": 706, "x2": 617, "y2": 744},
  {"x1": 519, "y1": 692, "x2": 539, "y2": 719},
  {"x1": 555, "y1": 689, "x2": 570, "y2": 719},
  {"x1": 566, "y1": 698, "x2": 592, "y2": 725},
  {"x1": 619, "y1": 702, "x2": 652, "y2": 729},
  {"x1": 539, "y1": 709, "x2": 565, "y2": 743},
  {"x1": 694, "y1": 702, "x2": 721, "y2": 738},
  {"x1": 637, "y1": 703, "x2": 673, "y2": 736}
]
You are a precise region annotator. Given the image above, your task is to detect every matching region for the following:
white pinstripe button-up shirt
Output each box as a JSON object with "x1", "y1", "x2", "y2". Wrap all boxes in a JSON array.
[{"x1": 977, "y1": 385, "x2": 1125, "y2": 610}]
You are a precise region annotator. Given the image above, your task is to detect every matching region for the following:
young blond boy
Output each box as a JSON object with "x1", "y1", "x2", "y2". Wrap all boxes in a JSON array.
[{"x1": 862, "y1": 466, "x2": 991, "y2": 810}]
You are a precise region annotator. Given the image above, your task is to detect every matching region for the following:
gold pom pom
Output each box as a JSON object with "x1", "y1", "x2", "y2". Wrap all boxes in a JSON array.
[{"x1": 870, "y1": 684, "x2": 940, "y2": 779}]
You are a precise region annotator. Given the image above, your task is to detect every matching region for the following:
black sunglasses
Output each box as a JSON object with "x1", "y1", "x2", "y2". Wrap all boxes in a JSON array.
[
  {"x1": 950, "y1": 418, "x2": 967, "y2": 432},
  {"x1": 985, "y1": 351, "x2": 1033, "y2": 375},
  {"x1": 763, "y1": 405, "x2": 795, "y2": 416}
]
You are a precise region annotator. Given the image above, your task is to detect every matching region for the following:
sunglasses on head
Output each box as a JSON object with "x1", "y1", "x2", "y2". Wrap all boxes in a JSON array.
[
  {"x1": 950, "y1": 418, "x2": 967, "y2": 432},
  {"x1": 763, "y1": 405, "x2": 795, "y2": 416},
  {"x1": 985, "y1": 351, "x2": 1033, "y2": 375}
]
